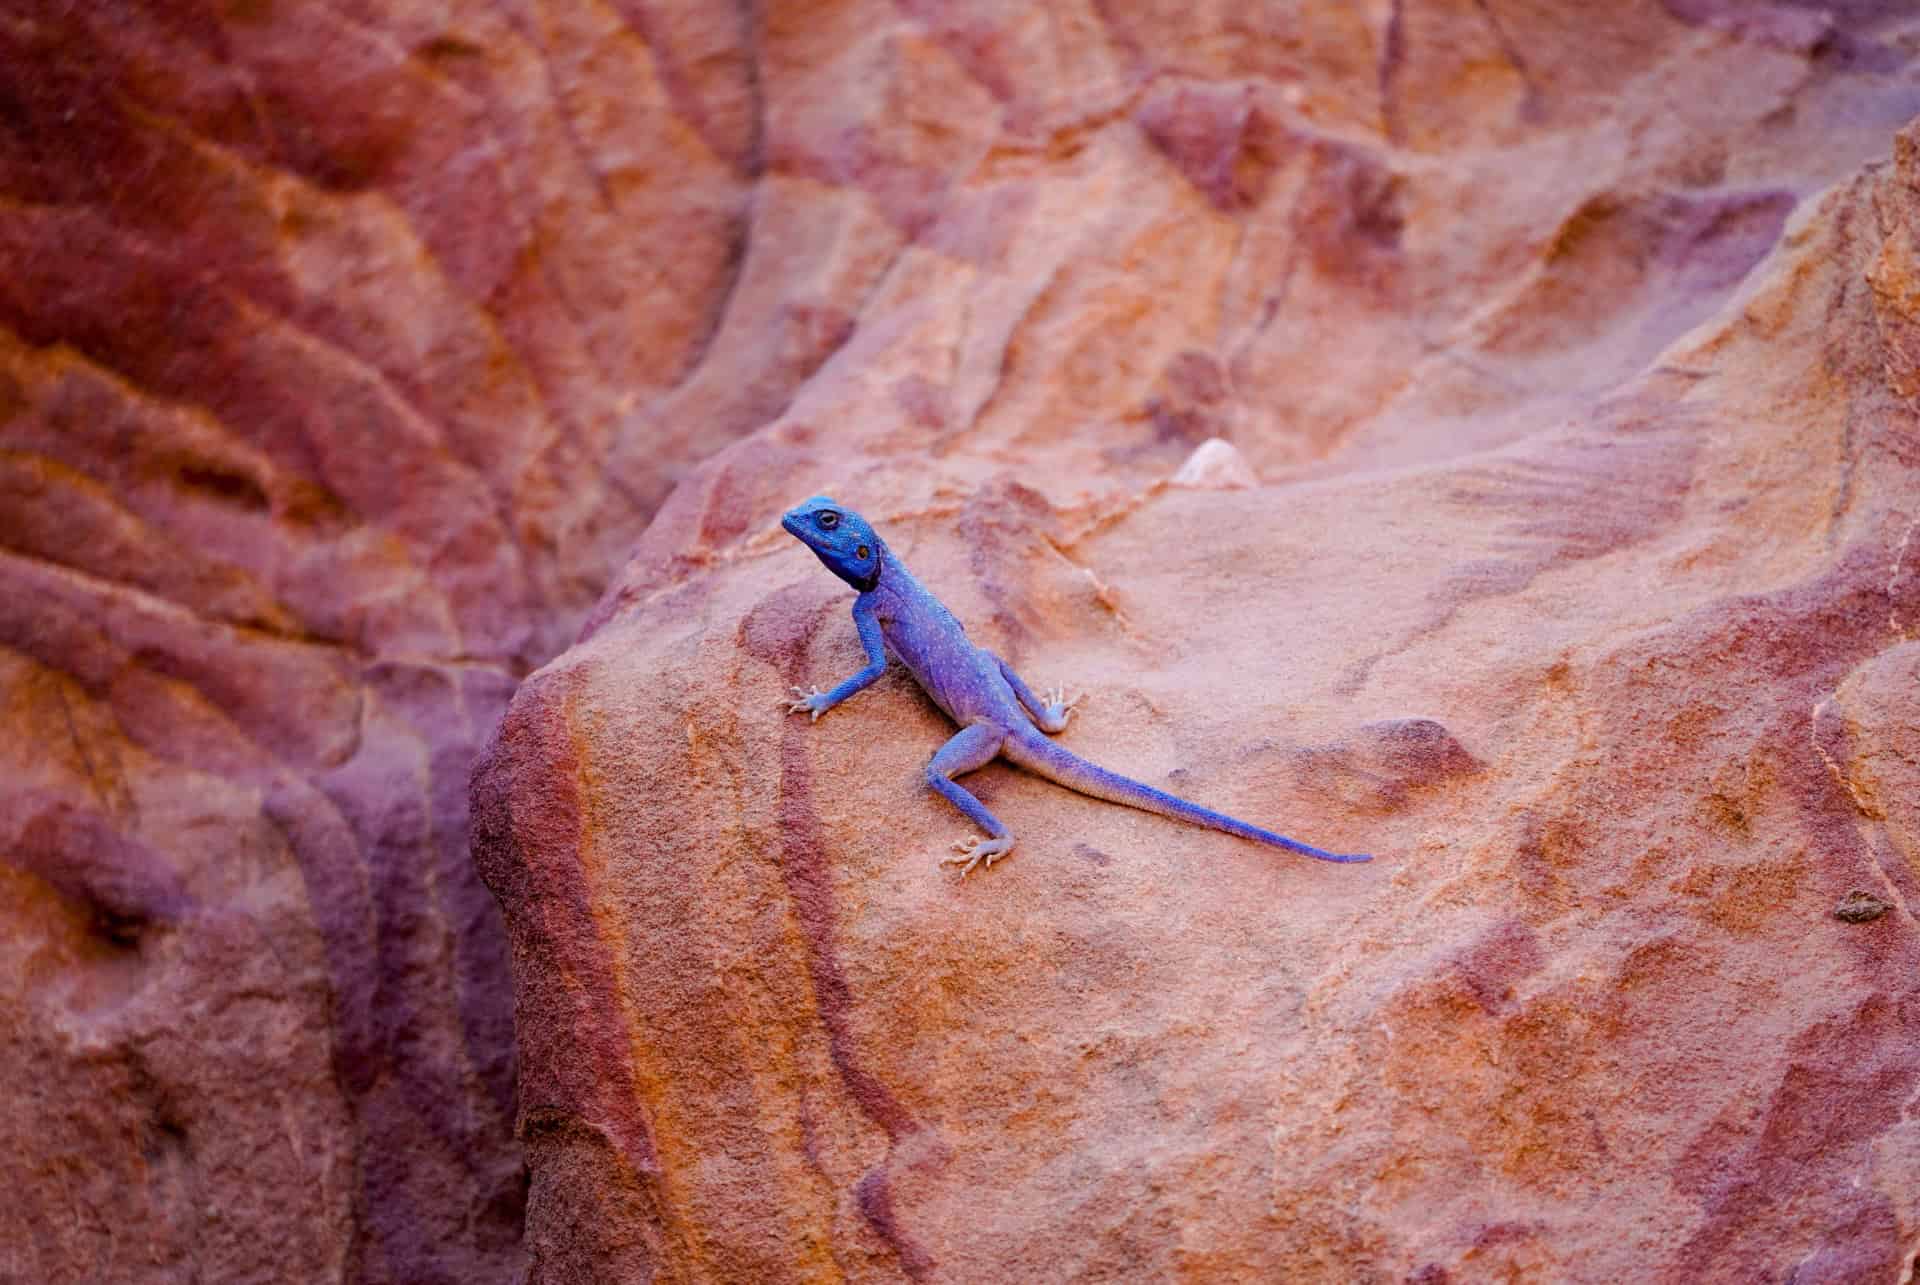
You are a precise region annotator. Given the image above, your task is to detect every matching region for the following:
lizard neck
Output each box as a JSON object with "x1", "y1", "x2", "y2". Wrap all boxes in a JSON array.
[{"x1": 850, "y1": 538, "x2": 889, "y2": 593}]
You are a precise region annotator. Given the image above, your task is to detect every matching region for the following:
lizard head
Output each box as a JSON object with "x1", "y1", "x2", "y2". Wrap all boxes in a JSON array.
[{"x1": 782, "y1": 496, "x2": 886, "y2": 592}]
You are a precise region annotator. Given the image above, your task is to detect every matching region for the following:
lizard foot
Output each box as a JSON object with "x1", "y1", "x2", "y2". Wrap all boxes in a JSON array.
[
  {"x1": 786, "y1": 685, "x2": 831, "y2": 720},
  {"x1": 941, "y1": 835, "x2": 1014, "y2": 876},
  {"x1": 1039, "y1": 685, "x2": 1083, "y2": 732}
]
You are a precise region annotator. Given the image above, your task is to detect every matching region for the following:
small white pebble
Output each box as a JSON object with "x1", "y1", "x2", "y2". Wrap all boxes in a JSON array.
[{"x1": 1171, "y1": 438, "x2": 1260, "y2": 490}]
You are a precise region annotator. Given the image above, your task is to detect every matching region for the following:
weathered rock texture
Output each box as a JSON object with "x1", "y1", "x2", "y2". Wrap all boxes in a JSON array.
[
  {"x1": 8, "y1": 0, "x2": 1920, "y2": 1280},
  {"x1": 471, "y1": 3, "x2": 1920, "y2": 1283},
  {"x1": 0, "y1": 1, "x2": 768, "y2": 1280}
]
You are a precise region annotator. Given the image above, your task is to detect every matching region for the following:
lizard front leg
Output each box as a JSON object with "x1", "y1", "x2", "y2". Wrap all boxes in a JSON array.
[
  {"x1": 993, "y1": 654, "x2": 1081, "y2": 734},
  {"x1": 927, "y1": 723, "x2": 1014, "y2": 875},
  {"x1": 788, "y1": 596, "x2": 887, "y2": 720}
]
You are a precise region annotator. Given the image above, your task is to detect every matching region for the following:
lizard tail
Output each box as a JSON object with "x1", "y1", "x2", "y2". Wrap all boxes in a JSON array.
[{"x1": 1001, "y1": 730, "x2": 1371, "y2": 863}]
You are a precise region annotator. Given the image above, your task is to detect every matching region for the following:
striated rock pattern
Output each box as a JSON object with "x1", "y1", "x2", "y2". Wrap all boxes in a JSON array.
[
  {"x1": 472, "y1": 3, "x2": 1920, "y2": 1282},
  {"x1": 0, "y1": 1, "x2": 768, "y2": 1280},
  {"x1": 7, "y1": 0, "x2": 1920, "y2": 1281}
]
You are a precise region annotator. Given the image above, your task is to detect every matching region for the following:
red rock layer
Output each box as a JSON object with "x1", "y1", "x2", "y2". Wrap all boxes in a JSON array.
[{"x1": 0, "y1": 1, "x2": 767, "y2": 1280}]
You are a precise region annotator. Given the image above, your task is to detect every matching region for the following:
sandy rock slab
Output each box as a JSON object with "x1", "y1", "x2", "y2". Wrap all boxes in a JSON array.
[
  {"x1": 477, "y1": 467, "x2": 1920, "y2": 1280},
  {"x1": 476, "y1": 76, "x2": 1920, "y2": 1285}
]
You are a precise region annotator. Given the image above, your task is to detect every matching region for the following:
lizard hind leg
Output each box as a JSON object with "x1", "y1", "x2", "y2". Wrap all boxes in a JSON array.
[{"x1": 926, "y1": 723, "x2": 1015, "y2": 875}]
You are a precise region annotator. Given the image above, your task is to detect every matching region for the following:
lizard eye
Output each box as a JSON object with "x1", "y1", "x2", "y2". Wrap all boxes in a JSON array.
[
  {"x1": 856, "y1": 544, "x2": 870, "y2": 559},
  {"x1": 818, "y1": 512, "x2": 839, "y2": 529}
]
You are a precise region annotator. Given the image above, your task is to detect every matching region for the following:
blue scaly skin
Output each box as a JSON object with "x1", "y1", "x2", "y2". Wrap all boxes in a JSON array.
[{"x1": 780, "y1": 496, "x2": 1371, "y2": 874}]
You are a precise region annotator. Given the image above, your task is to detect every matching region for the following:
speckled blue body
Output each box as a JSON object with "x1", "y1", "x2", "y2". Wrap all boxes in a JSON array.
[
  {"x1": 781, "y1": 496, "x2": 1369, "y2": 872},
  {"x1": 865, "y1": 562, "x2": 1025, "y2": 726}
]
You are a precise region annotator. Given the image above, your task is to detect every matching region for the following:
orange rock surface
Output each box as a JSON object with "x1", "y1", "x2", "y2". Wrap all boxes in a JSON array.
[
  {"x1": 7, "y1": 0, "x2": 1920, "y2": 1280},
  {"x1": 478, "y1": 5, "x2": 1920, "y2": 1283}
]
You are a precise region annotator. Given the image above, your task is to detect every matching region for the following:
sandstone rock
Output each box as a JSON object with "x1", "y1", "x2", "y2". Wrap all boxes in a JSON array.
[
  {"x1": 474, "y1": 6, "x2": 1920, "y2": 1282},
  {"x1": 0, "y1": 0, "x2": 764, "y2": 1279},
  {"x1": 9, "y1": 0, "x2": 1920, "y2": 1281}
]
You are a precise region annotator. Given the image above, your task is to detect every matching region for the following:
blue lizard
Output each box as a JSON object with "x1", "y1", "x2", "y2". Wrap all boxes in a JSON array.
[{"x1": 781, "y1": 496, "x2": 1370, "y2": 874}]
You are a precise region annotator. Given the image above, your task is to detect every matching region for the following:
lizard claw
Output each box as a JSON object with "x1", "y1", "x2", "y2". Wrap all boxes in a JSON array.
[
  {"x1": 787, "y1": 685, "x2": 831, "y2": 721},
  {"x1": 941, "y1": 834, "x2": 1014, "y2": 876},
  {"x1": 1042, "y1": 684, "x2": 1083, "y2": 710},
  {"x1": 1040, "y1": 684, "x2": 1083, "y2": 730}
]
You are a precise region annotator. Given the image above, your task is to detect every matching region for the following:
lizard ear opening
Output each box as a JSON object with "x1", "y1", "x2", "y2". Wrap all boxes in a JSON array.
[{"x1": 857, "y1": 544, "x2": 870, "y2": 559}]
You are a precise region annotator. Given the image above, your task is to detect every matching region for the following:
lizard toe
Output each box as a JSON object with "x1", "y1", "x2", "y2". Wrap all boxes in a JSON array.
[{"x1": 941, "y1": 835, "x2": 1013, "y2": 875}]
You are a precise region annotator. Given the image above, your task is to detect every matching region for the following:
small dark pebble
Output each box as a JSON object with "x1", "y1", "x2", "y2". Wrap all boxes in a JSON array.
[
  {"x1": 1072, "y1": 843, "x2": 1113, "y2": 868},
  {"x1": 1833, "y1": 891, "x2": 1891, "y2": 923}
]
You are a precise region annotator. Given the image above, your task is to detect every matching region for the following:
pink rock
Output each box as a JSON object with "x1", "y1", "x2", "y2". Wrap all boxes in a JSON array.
[
  {"x1": 8, "y1": 1, "x2": 1920, "y2": 1281},
  {"x1": 476, "y1": 25, "x2": 1920, "y2": 1285}
]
